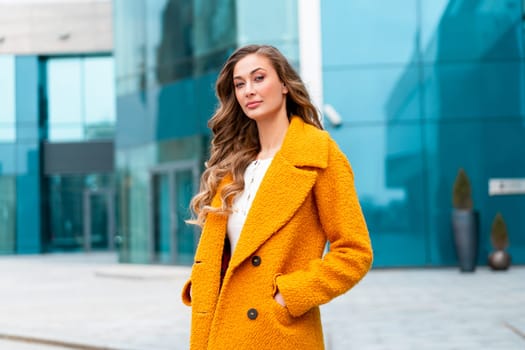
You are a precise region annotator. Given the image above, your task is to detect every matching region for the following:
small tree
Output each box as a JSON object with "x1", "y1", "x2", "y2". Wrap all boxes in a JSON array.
[
  {"x1": 452, "y1": 168, "x2": 473, "y2": 210},
  {"x1": 491, "y1": 212, "x2": 509, "y2": 250}
]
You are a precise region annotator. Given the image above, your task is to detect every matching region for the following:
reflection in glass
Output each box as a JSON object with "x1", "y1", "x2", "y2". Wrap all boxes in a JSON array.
[
  {"x1": 46, "y1": 56, "x2": 115, "y2": 141},
  {"x1": 0, "y1": 56, "x2": 16, "y2": 142},
  {"x1": 175, "y1": 169, "x2": 196, "y2": 265},
  {"x1": 155, "y1": 0, "x2": 194, "y2": 84},
  {"x1": 84, "y1": 57, "x2": 116, "y2": 139},
  {"x1": 45, "y1": 173, "x2": 114, "y2": 251},
  {"x1": 324, "y1": 66, "x2": 420, "y2": 123},
  {"x1": 151, "y1": 166, "x2": 197, "y2": 265},
  {"x1": 0, "y1": 176, "x2": 16, "y2": 254},
  {"x1": 153, "y1": 173, "x2": 172, "y2": 263},
  {"x1": 421, "y1": 0, "x2": 524, "y2": 62},
  {"x1": 331, "y1": 125, "x2": 427, "y2": 266},
  {"x1": 321, "y1": 0, "x2": 418, "y2": 66}
]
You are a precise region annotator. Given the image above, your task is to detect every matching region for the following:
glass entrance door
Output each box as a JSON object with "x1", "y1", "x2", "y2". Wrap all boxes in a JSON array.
[
  {"x1": 152, "y1": 173, "x2": 172, "y2": 263},
  {"x1": 150, "y1": 161, "x2": 199, "y2": 265},
  {"x1": 83, "y1": 188, "x2": 115, "y2": 251}
]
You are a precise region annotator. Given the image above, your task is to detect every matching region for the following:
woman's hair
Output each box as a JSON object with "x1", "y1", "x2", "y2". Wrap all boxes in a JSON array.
[{"x1": 189, "y1": 44, "x2": 322, "y2": 226}]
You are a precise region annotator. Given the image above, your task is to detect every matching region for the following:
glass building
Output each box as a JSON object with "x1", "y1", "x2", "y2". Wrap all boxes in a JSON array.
[
  {"x1": 114, "y1": 0, "x2": 525, "y2": 267},
  {"x1": 0, "y1": 0, "x2": 116, "y2": 254},
  {"x1": 2, "y1": 0, "x2": 524, "y2": 268},
  {"x1": 321, "y1": 0, "x2": 525, "y2": 266},
  {"x1": 113, "y1": 0, "x2": 298, "y2": 264}
]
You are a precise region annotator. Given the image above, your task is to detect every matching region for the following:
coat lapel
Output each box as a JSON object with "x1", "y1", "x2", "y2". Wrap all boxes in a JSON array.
[{"x1": 228, "y1": 116, "x2": 330, "y2": 270}]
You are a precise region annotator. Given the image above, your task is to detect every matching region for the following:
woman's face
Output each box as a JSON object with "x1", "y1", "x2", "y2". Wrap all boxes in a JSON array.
[{"x1": 233, "y1": 53, "x2": 288, "y2": 122}]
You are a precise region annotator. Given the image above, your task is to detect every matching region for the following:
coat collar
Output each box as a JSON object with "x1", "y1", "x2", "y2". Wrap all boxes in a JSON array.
[
  {"x1": 225, "y1": 116, "x2": 329, "y2": 270},
  {"x1": 278, "y1": 116, "x2": 329, "y2": 169}
]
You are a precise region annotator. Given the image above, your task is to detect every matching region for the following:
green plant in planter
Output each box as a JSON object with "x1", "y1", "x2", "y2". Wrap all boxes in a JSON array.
[
  {"x1": 451, "y1": 168, "x2": 478, "y2": 272},
  {"x1": 453, "y1": 168, "x2": 473, "y2": 210},
  {"x1": 488, "y1": 212, "x2": 511, "y2": 270}
]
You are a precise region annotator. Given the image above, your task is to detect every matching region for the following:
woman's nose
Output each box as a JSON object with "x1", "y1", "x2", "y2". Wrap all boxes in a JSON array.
[{"x1": 244, "y1": 82, "x2": 255, "y2": 96}]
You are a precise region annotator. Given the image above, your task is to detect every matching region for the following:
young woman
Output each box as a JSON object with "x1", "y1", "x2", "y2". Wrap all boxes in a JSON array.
[{"x1": 182, "y1": 44, "x2": 372, "y2": 349}]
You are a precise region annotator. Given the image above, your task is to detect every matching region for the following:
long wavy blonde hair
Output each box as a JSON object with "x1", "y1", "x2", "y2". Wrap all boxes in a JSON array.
[{"x1": 189, "y1": 44, "x2": 323, "y2": 226}]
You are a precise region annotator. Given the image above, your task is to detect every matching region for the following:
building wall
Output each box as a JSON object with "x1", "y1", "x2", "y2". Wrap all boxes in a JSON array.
[
  {"x1": 0, "y1": 56, "x2": 41, "y2": 253},
  {"x1": 0, "y1": 0, "x2": 115, "y2": 254},
  {"x1": 0, "y1": 0, "x2": 112, "y2": 55},
  {"x1": 114, "y1": 0, "x2": 299, "y2": 264},
  {"x1": 114, "y1": 0, "x2": 237, "y2": 264},
  {"x1": 321, "y1": 0, "x2": 525, "y2": 266},
  {"x1": 114, "y1": 0, "x2": 525, "y2": 267}
]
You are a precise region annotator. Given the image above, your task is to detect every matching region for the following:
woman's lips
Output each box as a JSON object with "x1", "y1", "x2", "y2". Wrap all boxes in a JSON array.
[{"x1": 246, "y1": 101, "x2": 262, "y2": 109}]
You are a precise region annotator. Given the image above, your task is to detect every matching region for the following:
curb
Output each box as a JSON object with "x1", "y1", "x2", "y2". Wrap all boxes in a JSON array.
[{"x1": 0, "y1": 334, "x2": 124, "y2": 350}]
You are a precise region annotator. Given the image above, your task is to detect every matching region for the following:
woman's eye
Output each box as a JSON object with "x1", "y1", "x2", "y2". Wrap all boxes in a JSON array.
[
  {"x1": 254, "y1": 75, "x2": 264, "y2": 82},
  {"x1": 234, "y1": 82, "x2": 244, "y2": 89}
]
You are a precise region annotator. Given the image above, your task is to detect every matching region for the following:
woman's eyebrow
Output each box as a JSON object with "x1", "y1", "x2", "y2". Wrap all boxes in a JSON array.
[{"x1": 233, "y1": 67, "x2": 266, "y2": 80}]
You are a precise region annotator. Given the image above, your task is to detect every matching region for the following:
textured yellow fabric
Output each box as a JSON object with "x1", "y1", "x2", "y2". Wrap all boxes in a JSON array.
[{"x1": 182, "y1": 116, "x2": 373, "y2": 350}]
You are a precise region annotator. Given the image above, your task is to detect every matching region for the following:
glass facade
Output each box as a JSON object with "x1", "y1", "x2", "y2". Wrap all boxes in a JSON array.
[
  {"x1": 0, "y1": 52, "x2": 115, "y2": 254},
  {"x1": 111, "y1": 0, "x2": 525, "y2": 267},
  {"x1": 0, "y1": 56, "x2": 17, "y2": 254},
  {"x1": 0, "y1": 56, "x2": 16, "y2": 142},
  {"x1": 114, "y1": 0, "x2": 299, "y2": 264},
  {"x1": 322, "y1": 0, "x2": 525, "y2": 266},
  {"x1": 45, "y1": 56, "x2": 116, "y2": 141},
  {"x1": 0, "y1": 56, "x2": 41, "y2": 254},
  {"x1": 44, "y1": 174, "x2": 115, "y2": 252}
]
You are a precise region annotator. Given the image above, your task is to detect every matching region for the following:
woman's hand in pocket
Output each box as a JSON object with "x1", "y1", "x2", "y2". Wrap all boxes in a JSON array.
[{"x1": 274, "y1": 291, "x2": 286, "y2": 307}]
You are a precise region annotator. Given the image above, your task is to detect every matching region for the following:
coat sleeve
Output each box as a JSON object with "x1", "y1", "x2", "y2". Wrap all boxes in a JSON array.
[{"x1": 275, "y1": 139, "x2": 373, "y2": 317}]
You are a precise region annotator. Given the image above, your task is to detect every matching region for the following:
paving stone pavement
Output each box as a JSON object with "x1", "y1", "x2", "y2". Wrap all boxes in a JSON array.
[{"x1": 0, "y1": 253, "x2": 523, "y2": 350}]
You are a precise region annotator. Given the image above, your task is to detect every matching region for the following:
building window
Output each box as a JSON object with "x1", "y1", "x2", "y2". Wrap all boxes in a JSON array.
[
  {"x1": 46, "y1": 56, "x2": 116, "y2": 141},
  {"x1": 0, "y1": 56, "x2": 16, "y2": 142}
]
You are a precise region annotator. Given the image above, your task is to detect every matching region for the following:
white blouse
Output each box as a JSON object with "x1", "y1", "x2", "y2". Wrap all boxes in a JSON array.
[{"x1": 227, "y1": 157, "x2": 273, "y2": 254}]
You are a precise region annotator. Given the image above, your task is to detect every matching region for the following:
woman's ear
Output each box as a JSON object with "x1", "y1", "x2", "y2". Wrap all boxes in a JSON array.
[{"x1": 282, "y1": 83, "x2": 288, "y2": 94}]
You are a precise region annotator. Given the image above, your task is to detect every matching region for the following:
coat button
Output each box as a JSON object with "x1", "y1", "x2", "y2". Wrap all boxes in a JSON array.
[
  {"x1": 247, "y1": 308, "x2": 258, "y2": 320},
  {"x1": 251, "y1": 255, "x2": 261, "y2": 266}
]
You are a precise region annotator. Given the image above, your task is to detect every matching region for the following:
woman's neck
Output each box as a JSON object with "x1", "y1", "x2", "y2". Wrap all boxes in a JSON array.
[{"x1": 255, "y1": 115, "x2": 289, "y2": 160}]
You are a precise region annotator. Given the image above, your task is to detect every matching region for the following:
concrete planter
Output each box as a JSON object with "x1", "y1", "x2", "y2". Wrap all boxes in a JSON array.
[{"x1": 452, "y1": 209, "x2": 479, "y2": 272}]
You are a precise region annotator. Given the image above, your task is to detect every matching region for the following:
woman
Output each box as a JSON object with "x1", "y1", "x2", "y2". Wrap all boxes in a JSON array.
[{"x1": 182, "y1": 44, "x2": 372, "y2": 349}]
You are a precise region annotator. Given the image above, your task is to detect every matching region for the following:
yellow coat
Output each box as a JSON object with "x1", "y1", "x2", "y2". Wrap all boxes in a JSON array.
[{"x1": 182, "y1": 116, "x2": 372, "y2": 349}]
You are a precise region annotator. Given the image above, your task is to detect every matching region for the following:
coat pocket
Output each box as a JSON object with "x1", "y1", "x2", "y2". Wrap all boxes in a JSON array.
[{"x1": 270, "y1": 297, "x2": 294, "y2": 326}]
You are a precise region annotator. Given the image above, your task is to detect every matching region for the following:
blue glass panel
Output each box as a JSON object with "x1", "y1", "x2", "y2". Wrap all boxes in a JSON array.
[
  {"x1": 0, "y1": 176, "x2": 16, "y2": 254},
  {"x1": 15, "y1": 143, "x2": 39, "y2": 174},
  {"x1": 424, "y1": 61, "x2": 525, "y2": 120},
  {"x1": 154, "y1": 173, "x2": 171, "y2": 263},
  {"x1": 322, "y1": 0, "x2": 418, "y2": 66},
  {"x1": 421, "y1": 0, "x2": 524, "y2": 62},
  {"x1": 194, "y1": 0, "x2": 236, "y2": 75},
  {"x1": 15, "y1": 142, "x2": 40, "y2": 253},
  {"x1": 152, "y1": 0, "x2": 194, "y2": 83},
  {"x1": 16, "y1": 173, "x2": 40, "y2": 253},
  {"x1": 0, "y1": 55, "x2": 16, "y2": 142},
  {"x1": 145, "y1": 0, "x2": 170, "y2": 74},
  {"x1": 48, "y1": 58, "x2": 83, "y2": 125},
  {"x1": 47, "y1": 56, "x2": 115, "y2": 141},
  {"x1": 156, "y1": 79, "x2": 198, "y2": 140},
  {"x1": 0, "y1": 144, "x2": 16, "y2": 175},
  {"x1": 84, "y1": 57, "x2": 116, "y2": 131},
  {"x1": 16, "y1": 123, "x2": 39, "y2": 142},
  {"x1": 424, "y1": 119, "x2": 525, "y2": 265},
  {"x1": 175, "y1": 169, "x2": 195, "y2": 265},
  {"x1": 115, "y1": 91, "x2": 153, "y2": 148},
  {"x1": 324, "y1": 66, "x2": 420, "y2": 123},
  {"x1": 195, "y1": 72, "x2": 219, "y2": 133},
  {"x1": 114, "y1": 0, "x2": 146, "y2": 96},
  {"x1": 237, "y1": 0, "x2": 299, "y2": 62},
  {"x1": 330, "y1": 123, "x2": 427, "y2": 267},
  {"x1": 15, "y1": 56, "x2": 39, "y2": 122}
]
